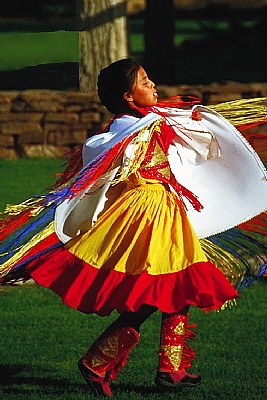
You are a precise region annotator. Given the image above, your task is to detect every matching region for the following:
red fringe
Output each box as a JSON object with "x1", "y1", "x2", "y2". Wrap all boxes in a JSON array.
[
  {"x1": 51, "y1": 118, "x2": 116, "y2": 190},
  {"x1": 14, "y1": 232, "x2": 60, "y2": 268},
  {"x1": 237, "y1": 120, "x2": 267, "y2": 131},
  {"x1": 51, "y1": 145, "x2": 83, "y2": 189},
  {"x1": 156, "y1": 95, "x2": 201, "y2": 109},
  {"x1": 69, "y1": 133, "x2": 136, "y2": 198},
  {"x1": 0, "y1": 210, "x2": 32, "y2": 241},
  {"x1": 171, "y1": 179, "x2": 204, "y2": 212},
  {"x1": 239, "y1": 212, "x2": 267, "y2": 236},
  {"x1": 242, "y1": 132, "x2": 267, "y2": 163}
]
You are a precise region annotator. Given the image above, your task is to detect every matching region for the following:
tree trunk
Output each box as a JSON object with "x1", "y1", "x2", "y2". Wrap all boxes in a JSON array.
[
  {"x1": 79, "y1": 0, "x2": 128, "y2": 93},
  {"x1": 144, "y1": 0, "x2": 176, "y2": 84}
]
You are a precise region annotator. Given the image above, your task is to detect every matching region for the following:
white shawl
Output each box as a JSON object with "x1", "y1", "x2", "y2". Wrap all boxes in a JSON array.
[{"x1": 55, "y1": 107, "x2": 267, "y2": 242}]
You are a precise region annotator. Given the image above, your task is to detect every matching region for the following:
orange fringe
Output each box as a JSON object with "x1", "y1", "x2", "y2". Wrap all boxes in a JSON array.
[{"x1": 239, "y1": 212, "x2": 267, "y2": 236}]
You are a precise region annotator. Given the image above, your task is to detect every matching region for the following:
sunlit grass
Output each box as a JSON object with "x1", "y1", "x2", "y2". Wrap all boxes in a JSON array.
[
  {"x1": 0, "y1": 158, "x2": 266, "y2": 399},
  {"x1": 0, "y1": 31, "x2": 79, "y2": 71},
  {"x1": 0, "y1": 158, "x2": 64, "y2": 211},
  {"x1": 0, "y1": 282, "x2": 266, "y2": 400},
  {"x1": 0, "y1": 19, "x2": 250, "y2": 71}
]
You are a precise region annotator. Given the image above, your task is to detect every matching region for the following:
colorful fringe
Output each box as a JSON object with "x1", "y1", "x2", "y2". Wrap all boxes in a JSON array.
[
  {"x1": 0, "y1": 127, "x2": 143, "y2": 282},
  {"x1": 209, "y1": 97, "x2": 267, "y2": 129},
  {"x1": 1, "y1": 98, "x2": 266, "y2": 294},
  {"x1": 206, "y1": 97, "x2": 267, "y2": 291},
  {"x1": 210, "y1": 97, "x2": 267, "y2": 163},
  {"x1": 200, "y1": 211, "x2": 267, "y2": 292}
]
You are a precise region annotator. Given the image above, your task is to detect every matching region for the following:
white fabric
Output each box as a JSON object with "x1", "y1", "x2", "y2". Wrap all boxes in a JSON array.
[
  {"x1": 55, "y1": 113, "x2": 161, "y2": 243},
  {"x1": 55, "y1": 167, "x2": 119, "y2": 243},
  {"x1": 155, "y1": 105, "x2": 221, "y2": 160},
  {"x1": 82, "y1": 114, "x2": 160, "y2": 166},
  {"x1": 168, "y1": 105, "x2": 267, "y2": 238},
  {"x1": 55, "y1": 107, "x2": 267, "y2": 243}
]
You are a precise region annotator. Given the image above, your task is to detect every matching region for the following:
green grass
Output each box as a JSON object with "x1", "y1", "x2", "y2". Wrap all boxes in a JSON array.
[
  {"x1": 0, "y1": 18, "x2": 265, "y2": 85},
  {"x1": 0, "y1": 158, "x2": 65, "y2": 211},
  {"x1": 0, "y1": 31, "x2": 79, "y2": 71},
  {"x1": 0, "y1": 282, "x2": 266, "y2": 400},
  {"x1": 0, "y1": 19, "x2": 258, "y2": 71},
  {"x1": 0, "y1": 158, "x2": 267, "y2": 399}
]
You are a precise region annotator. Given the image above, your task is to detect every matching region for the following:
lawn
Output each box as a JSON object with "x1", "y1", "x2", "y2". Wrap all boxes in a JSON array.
[
  {"x1": 0, "y1": 281, "x2": 266, "y2": 400},
  {"x1": 0, "y1": 16, "x2": 266, "y2": 87},
  {"x1": 0, "y1": 31, "x2": 79, "y2": 72},
  {"x1": 0, "y1": 158, "x2": 65, "y2": 211},
  {"x1": 0, "y1": 18, "x2": 261, "y2": 71},
  {"x1": 0, "y1": 158, "x2": 266, "y2": 399}
]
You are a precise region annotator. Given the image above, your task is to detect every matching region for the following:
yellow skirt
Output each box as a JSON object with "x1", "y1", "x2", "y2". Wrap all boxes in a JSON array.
[
  {"x1": 27, "y1": 173, "x2": 238, "y2": 314},
  {"x1": 66, "y1": 173, "x2": 207, "y2": 275}
]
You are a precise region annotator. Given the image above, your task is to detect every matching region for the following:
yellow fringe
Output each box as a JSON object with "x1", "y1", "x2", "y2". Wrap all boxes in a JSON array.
[
  {"x1": 200, "y1": 238, "x2": 245, "y2": 287},
  {"x1": 209, "y1": 97, "x2": 267, "y2": 127},
  {"x1": 1, "y1": 197, "x2": 44, "y2": 218},
  {"x1": 0, "y1": 222, "x2": 55, "y2": 277},
  {"x1": 217, "y1": 299, "x2": 238, "y2": 312}
]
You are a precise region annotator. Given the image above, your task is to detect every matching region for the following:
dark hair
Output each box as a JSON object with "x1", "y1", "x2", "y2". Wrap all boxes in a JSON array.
[{"x1": 97, "y1": 58, "x2": 141, "y2": 114}]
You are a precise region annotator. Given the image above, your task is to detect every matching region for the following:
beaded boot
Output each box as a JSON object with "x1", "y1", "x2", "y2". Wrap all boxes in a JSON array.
[
  {"x1": 155, "y1": 313, "x2": 201, "y2": 388},
  {"x1": 79, "y1": 325, "x2": 140, "y2": 397}
]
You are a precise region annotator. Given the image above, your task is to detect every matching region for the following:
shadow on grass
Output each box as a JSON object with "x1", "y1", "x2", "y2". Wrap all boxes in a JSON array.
[
  {"x1": 0, "y1": 364, "x2": 191, "y2": 397},
  {"x1": 0, "y1": 364, "x2": 85, "y2": 395},
  {"x1": 114, "y1": 382, "x2": 190, "y2": 396},
  {"x1": 0, "y1": 364, "x2": 166, "y2": 396}
]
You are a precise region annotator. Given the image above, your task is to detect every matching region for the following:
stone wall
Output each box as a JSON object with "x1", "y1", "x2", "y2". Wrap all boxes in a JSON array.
[
  {"x1": 0, "y1": 90, "x2": 111, "y2": 160},
  {"x1": 0, "y1": 81, "x2": 266, "y2": 160}
]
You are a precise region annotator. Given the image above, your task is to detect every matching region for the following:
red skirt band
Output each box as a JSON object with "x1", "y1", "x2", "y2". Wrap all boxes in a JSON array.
[{"x1": 27, "y1": 247, "x2": 238, "y2": 316}]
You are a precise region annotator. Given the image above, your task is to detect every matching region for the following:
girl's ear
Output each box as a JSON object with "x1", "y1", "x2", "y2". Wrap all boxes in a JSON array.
[{"x1": 123, "y1": 92, "x2": 134, "y2": 103}]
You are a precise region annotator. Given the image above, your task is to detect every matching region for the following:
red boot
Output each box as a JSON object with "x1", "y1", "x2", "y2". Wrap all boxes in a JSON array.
[
  {"x1": 155, "y1": 313, "x2": 201, "y2": 388},
  {"x1": 78, "y1": 326, "x2": 140, "y2": 397},
  {"x1": 78, "y1": 358, "x2": 113, "y2": 397}
]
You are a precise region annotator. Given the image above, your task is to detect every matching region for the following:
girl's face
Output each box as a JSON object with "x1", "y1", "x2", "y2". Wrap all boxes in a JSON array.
[{"x1": 124, "y1": 67, "x2": 158, "y2": 109}]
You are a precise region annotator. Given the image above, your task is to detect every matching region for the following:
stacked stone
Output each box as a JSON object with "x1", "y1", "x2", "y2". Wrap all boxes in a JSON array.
[
  {"x1": 0, "y1": 82, "x2": 266, "y2": 160},
  {"x1": 157, "y1": 81, "x2": 267, "y2": 105},
  {"x1": 0, "y1": 90, "x2": 111, "y2": 159}
]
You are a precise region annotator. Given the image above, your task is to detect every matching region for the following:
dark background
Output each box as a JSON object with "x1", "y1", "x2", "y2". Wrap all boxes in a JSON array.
[{"x1": 0, "y1": 1, "x2": 266, "y2": 90}]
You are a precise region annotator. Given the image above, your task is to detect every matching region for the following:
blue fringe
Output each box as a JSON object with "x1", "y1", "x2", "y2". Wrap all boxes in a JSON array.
[
  {"x1": 236, "y1": 262, "x2": 267, "y2": 292},
  {"x1": 11, "y1": 241, "x2": 63, "y2": 272},
  {"x1": 0, "y1": 206, "x2": 56, "y2": 262}
]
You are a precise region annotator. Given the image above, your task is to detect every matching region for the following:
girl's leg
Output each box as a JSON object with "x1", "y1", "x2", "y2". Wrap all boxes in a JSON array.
[
  {"x1": 155, "y1": 306, "x2": 201, "y2": 388},
  {"x1": 78, "y1": 305, "x2": 157, "y2": 397},
  {"x1": 114, "y1": 304, "x2": 158, "y2": 331}
]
